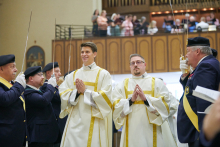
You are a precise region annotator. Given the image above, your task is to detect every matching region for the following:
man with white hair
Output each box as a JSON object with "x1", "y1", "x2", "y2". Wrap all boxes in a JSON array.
[
  {"x1": 171, "y1": 19, "x2": 182, "y2": 33},
  {"x1": 178, "y1": 37, "x2": 220, "y2": 147},
  {"x1": 196, "y1": 17, "x2": 209, "y2": 31}
]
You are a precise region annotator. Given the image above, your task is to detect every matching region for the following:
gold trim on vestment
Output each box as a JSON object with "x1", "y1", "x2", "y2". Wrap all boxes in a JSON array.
[
  {"x1": 87, "y1": 68, "x2": 103, "y2": 147},
  {"x1": 160, "y1": 96, "x2": 170, "y2": 114},
  {"x1": 59, "y1": 89, "x2": 73, "y2": 96},
  {"x1": 61, "y1": 107, "x2": 74, "y2": 147},
  {"x1": 98, "y1": 90, "x2": 112, "y2": 108}
]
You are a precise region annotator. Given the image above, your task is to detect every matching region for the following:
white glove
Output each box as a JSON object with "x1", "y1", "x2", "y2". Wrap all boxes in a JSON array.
[
  {"x1": 48, "y1": 77, "x2": 57, "y2": 87},
  {"x1": 15, "y1": 74, "x2": 26, "y2": 88},
  {"x1": 180, "y1": 57, "x2": 188, "y2": 74}
]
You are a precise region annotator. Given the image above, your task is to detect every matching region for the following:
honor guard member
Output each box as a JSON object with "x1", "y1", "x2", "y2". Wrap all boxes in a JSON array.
[
  {"x1": 24, "y1": 66, "x2": 59, "y2": 147},
  {"x1": 41, "y1": 62, "x2": 67, "y2": 147},
  {"x1": 0, "y1": 54, "x2": 27, "y2": 147},
  {"x1": 177, "y1": 37, "x2": 220, "y2": 147}
]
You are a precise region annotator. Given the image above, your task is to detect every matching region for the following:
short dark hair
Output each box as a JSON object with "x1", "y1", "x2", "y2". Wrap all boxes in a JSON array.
[
  {"x1": 81, "y1": 42, "x2": 97, "y2": 53},
  {"x1": 129, "y1": 54, "x2": 145, "y2": 62}
]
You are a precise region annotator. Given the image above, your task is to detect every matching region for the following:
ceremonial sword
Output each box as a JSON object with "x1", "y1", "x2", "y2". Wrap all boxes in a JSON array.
[{"x1": 21, "y1": 10, "x2": 32, "y2": 73}]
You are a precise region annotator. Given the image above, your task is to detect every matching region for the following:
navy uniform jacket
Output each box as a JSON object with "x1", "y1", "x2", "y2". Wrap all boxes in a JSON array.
[
  {"x1": 198, "y1": 131, "x2": 220, "y2": 147},
  {"x1": 177, "y1": 55, "x2": 220, "y2": 143},
  {"x1": 24, "y1": 84, "x2": 59, "y2": 144},
  {"x1": 0, "y1": 81, "x2": 26, "y2": 147},
  {"x1": 40, "y1": 81, "x2": 68, "y2": 142}
]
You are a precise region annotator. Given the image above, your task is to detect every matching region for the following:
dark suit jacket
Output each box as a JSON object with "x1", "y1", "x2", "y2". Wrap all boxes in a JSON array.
[
  {"x1": 199, "y1": 131, "x2": 220, "y2": 147},
  {"x1": 0, "y1": 81, "x2": 26, "y2": 147},
  {"x1": 24, "y1": 84, "x2": 59, "y2": 144},
  {"x1": 40, "y1": 81, "x2": 68, "y2": 142},
  {"x1": 177, "y1": 55, "x2": 220, "y2": 143}
]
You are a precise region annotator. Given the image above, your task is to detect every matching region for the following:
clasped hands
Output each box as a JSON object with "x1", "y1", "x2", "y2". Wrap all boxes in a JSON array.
[
  {"x1": 132, "y1": 85, "x2": 158, "y2": 115},
  {"x1": 75, "y1": 78, "x2": 86, "y2": 94},
  {"x1": 131, "y1": 84, "x2": 146, "y2": 102}
]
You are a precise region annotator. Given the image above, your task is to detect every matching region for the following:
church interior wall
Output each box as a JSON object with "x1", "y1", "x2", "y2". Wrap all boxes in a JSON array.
[{"x1": 0, "y1": 0, "x2": 101, "y2": 72}]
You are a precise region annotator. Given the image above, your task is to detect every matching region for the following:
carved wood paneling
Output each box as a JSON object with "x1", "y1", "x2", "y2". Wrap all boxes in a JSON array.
[
  {"x1": 168, "y1": 35, "x2": 184, "y2": 72},
  {"x1": 76, "y1": 40, "x2": 91, "y2": 69},
  {"x1": 152, "y1": 36, "x2": 168, "y2": 72},
  {"x1": 52, "y1": 40, "x2": 65, "y2": 75},
  {"x1": 121, "y1": 38, "x2": 136, "y2": 74},
  {"x1": 106, "y1": 39, "x2": 121, "y2": 74},
  {"x1": 137, "y1": 37, "x2": 152, "y2": 73},
  {"x1": 200, "y1": 32, "x2": 216, "y2": 49},
  {"x1": 91, "y1": 39, "x2": 106, "y2": 69},
  {"x1": 64, "y1": 41, "x2": 77, "y2": 75}
]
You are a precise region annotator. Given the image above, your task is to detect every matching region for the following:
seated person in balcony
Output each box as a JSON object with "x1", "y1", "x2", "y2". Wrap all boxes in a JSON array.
[
  {"x1": 196, "y1": 17, "x2": 209, "y2": 32},
  {"x1": 139, "y1": 16, "x2": 149, "y2": 35},
  {"x1": 163, "y1": 15, "x2": 174, "y2": 33},
  {"x1": 97, "y1": 10, "x2": 108, "y2": 37},
  {"x1": 91, "y1": 9, "x2": 99, "y2": 37},
  {"x1": 121, "y1": 14, "x2": 134, "y2": 36},
  {"x1": 206, "y1": 15, "x2": 213, "y2": 25},
  {"x1": 171, "y1": 19, "x2": 183, "y2": 33},
  {"x1": 210, "y1": 12, "x2": 219, "y2": 26},
  {"x1": 181, "y1": 13, "x2": 190, "y2": 24},
  {"x1": 188, "y1": 16, "x2": 197, "y2": 32},
  {"x1": 148, "y1": 20, "x2": 158, "y2": 35}
]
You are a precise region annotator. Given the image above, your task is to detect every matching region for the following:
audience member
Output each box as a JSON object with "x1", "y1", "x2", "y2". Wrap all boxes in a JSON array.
[
  {"x1": 196, "y1": 17, "x2": 209, "y2": 32},
  {"x1": 111, "y1": 13, "x2": 117, "y2": 21},
  {"x1": 139, "y1": 16, "x2": 149, "y2": 35},
  {"x1": 121, "y1": 14, "x2": 134, "y2": 36},
  {"x1": 171, "y1": 19, "x2": 183, "y2": 34},
  {"x1": 91, "y1": 9, "x2": 99, "y2": 36},
  {"x1": 163, "y1": 15, "x2": 174, "y2": 33},
  {"x1": 188, "y1": 16, "x2": 196, "y2": 32},
  {"x1": 182, "y1": 13, "x2": 190, "y2": 24},
  {"x1": 132, "y1": 15, "x2": 140, "y2": 27},
  {"x1": 206, "y1": 15, "x2": 213, "y2": 25},
  {"x1": 210, "y1": 12, "x2": 219, "y2": 26},
  {"x1": 97, "y1": 10, "x2": 108, "y2": 37},
  {"x1": 107, "y1": 19, "x2": 113, "y2": 36},
  {"x1": 148, "y1": 20, "x2": 158, "y2": 35}
]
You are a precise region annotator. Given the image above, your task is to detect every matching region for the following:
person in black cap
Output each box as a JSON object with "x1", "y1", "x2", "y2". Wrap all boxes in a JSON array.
[
  {"x1": 0, "y1": 54, "x2": 27, "y2": 147},
  {"x1": 177, "y1": 37, "x2": 220, "y2": 147},
  {"x1": 23, "y1": 66, "x2": 59, "y2": 147},
  {"x1": 41, "y1": 62, "x2": 66, "y2": 147}
]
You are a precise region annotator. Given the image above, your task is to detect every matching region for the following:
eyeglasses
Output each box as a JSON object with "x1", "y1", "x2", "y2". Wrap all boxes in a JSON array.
[
  {"x1": 130, "y1": 60, "x2": 145, "y2": 66},
  {"x1": 37, "y1": 73, "x2": 43, "y2": 77}
]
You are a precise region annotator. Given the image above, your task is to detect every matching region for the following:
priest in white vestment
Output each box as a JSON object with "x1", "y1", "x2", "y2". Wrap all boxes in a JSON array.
[
  {"x1": 59, "y1": 42, "x2": 112, "y2": 147},
  {"x1": 112, "y1": 54, "x2": 177, "y2": 147}
]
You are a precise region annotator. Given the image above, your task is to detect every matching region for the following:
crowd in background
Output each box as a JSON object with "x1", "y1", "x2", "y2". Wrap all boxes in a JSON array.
[{"x1": 91, "y1": 9, "x2": 220, "y2": 37}]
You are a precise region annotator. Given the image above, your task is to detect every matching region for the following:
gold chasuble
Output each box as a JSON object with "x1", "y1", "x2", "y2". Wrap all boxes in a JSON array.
[
  {"x1": 59, "y1": 63, "x2": 112, "y2": 147},
  {"x1": 112, "y1": 73, "x2": 177, "y2": 147}
]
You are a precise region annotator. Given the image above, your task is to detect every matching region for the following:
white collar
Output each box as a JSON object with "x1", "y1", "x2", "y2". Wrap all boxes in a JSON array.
[
  {"x1": 83, "y1": 62, "x2": 97, "y2": 70},
  {"x1": 132, "y1": 72, "x2": 148, "y2": 79},
  {"x1": 27, "y1": 84, "x2": 40, "y2": 91},
  {"x1": 197, "y1": 55, "x2": 208, "y2": 66}
]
